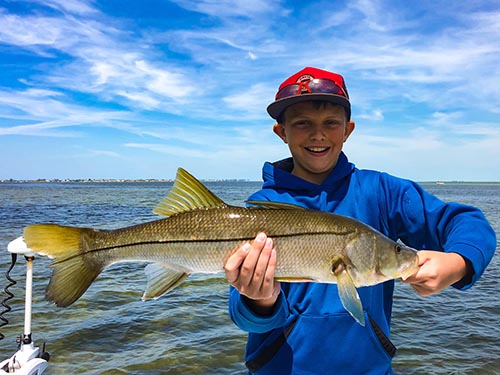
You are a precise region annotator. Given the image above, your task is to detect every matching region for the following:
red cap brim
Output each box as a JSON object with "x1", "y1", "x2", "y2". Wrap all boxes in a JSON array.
[{"x1": 267, "y1": 93, "x2": 351, "y2": 120}]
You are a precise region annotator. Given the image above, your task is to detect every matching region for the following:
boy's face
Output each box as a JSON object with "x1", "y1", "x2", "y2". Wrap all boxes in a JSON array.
[{"x1": 274, "y1": 101, "x2": 355, "y2": 185}]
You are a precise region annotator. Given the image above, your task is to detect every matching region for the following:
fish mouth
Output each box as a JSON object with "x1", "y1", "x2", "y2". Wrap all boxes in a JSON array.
[{"x1": 399, "y1": 256, "x2": 420, "y2": 280}]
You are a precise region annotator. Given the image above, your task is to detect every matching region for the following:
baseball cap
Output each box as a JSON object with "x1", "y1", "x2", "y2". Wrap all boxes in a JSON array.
[{"x1": 267, "y1": 67, "x2": 351, "y2": 121}]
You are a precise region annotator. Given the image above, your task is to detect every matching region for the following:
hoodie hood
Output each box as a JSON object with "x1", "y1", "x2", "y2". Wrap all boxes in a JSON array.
[
  {"x1": 262, "y1": 152, "x2": 355, "y2": 192},
  {"x1": 251, "y1": 152, "x2": 356, "y2": 212}
]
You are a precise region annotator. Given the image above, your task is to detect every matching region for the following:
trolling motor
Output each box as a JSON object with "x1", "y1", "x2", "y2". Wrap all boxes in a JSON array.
[{"x1": 0, "y1": 237, "x2": 49, "y2": 375}]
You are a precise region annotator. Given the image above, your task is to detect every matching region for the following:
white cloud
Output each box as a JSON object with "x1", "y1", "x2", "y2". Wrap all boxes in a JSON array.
[
  {"x1": 247, "y1": 52, "x2": 257, "y2": 60},
  {"x1": 356, "y1": 109, "x2": 384, "y2": 121},
  {"x1": 32, "y1": 0, "x2": 99, "y2": 15},
  {"x1": 86, "y1": 149, "x2": 121, "y2": 158},
  {"x1": 134, "y1": 60, "x2": 194, "y2": 100},
  {"x1": 222, "y1": 83, "x2": 273, "y2": 117},
  {"x1": 169, "y1": 0, "x2": 283, "y2": 18},
  {"x1": 125, "y1": 143, "x2": 209, "y2": 158}
]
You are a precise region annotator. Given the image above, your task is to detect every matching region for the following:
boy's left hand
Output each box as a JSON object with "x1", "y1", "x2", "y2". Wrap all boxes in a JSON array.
[{"x1": 403, "y1": 250, "x2": 468, "y2": 297}]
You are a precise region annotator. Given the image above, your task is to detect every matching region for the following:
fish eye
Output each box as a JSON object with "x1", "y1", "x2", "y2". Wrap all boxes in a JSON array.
[
  {"x1": 331, "y1": 259, "x2": 344, "y2": 275},
  {"x1": 395, "y1": 245, "x2": 402, "y2": 254}
]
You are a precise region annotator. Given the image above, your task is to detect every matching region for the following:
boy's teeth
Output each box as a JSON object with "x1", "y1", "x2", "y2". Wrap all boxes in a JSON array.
[{"x1": 308, "y1": 147, "x2": 328, "y2": 152}]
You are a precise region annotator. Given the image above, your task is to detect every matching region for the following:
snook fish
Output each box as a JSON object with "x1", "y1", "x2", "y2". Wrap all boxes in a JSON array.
[{"x1": 23, "y1": 168, "x2": 419, "y2": 326}]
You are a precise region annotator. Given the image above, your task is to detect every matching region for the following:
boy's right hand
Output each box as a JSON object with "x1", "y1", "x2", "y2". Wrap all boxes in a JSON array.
[{"x1": 224, "y1": 232, "x2": 281, "y2": 315}]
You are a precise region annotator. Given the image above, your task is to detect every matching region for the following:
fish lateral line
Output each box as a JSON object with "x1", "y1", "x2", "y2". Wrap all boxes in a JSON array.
[
  {"x1": 52, "y1": 230, "x2": 354, "y2": 264},
  {"x1": 51, "y1": 236, "x2": 257, "y2": 264}
]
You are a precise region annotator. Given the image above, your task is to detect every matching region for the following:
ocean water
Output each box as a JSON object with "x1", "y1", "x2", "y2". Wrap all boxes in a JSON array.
[{"x1": 0, "y1": 181, "x2": 498, "y2": 375}]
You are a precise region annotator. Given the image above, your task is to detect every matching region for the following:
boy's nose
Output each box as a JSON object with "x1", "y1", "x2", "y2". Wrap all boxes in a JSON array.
[{"x1": 310, "y1": 125, "x2": 326, "y2": 140}]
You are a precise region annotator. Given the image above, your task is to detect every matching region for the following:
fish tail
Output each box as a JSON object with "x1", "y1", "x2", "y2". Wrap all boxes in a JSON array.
[{"x1": 24, "y1": 224, "x2": 105, "y2": 307}]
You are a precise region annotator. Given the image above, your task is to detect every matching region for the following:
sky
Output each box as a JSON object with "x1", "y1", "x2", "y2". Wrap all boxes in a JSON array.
[{"x1": 0, "y1": 0, "x2": 499, "y2": 181}]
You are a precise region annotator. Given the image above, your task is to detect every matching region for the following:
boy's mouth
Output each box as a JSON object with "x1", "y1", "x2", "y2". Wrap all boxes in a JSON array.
[{"x1": 305, "y1": 147, "x2": 330, "y2": 154}]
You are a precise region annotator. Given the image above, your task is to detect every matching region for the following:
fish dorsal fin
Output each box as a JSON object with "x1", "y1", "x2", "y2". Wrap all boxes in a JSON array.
[
  {"x1": 246, "y1": 200, "x2": 306, "y2": 210},
  {"x1": 153, "y1": 168, "x2": 227, "y2": 217}
]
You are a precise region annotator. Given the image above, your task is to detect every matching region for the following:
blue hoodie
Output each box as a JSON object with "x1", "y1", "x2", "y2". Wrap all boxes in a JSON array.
[{"x1": 228, "y1": 153, "x2": 496, "y2": 375}]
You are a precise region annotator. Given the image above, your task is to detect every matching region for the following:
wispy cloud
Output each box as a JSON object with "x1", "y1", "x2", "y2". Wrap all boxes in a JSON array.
[{"x1": 125, "y1": 143, "x2": 208, "y2": 158}]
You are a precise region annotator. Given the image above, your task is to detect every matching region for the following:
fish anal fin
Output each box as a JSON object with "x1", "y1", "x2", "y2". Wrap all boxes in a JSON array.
[
  {"x1": 153, "y1": 168, "x2": 227, "y2": 217},
  {"x1": 142, "y1": 263, "x2": 190, "y2": 301},
  {"x1": 336, "y1": 266, "x2": 365, "y2": 326}
]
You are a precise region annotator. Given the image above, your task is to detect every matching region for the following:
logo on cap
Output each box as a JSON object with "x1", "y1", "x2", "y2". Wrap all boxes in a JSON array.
[
  {"x1": 296, "y1": 74, "x2": 315, "y2": 93},
  {"x1": 297, "y1": 74, "x2": 314, "y2": 83}
]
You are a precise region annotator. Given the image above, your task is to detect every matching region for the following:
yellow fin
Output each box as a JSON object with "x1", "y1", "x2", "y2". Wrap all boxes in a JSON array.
[
  {"x1": 45, "y1": 252, "x2": 103, "y2": 307},
  {"x1": 142, "y1": 263, "x2": 190, "y2": 300},
  {"x1": 336, "y1": 267, "x2": 365, "y2": 326},
  {"x1": 153, "y1": 168, "x2": 227, "y2": 217},
  {"x1": 24, "y1": 224, "x2": 84, "y2": 260},
  {"x1": 24, "y1": 224, "x2": 105, "y2": 307}
]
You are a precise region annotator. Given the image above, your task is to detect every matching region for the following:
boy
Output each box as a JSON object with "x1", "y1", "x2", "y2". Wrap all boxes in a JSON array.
[{"x1": 224, "y1": 67, "x2": 496, "y2": 374}]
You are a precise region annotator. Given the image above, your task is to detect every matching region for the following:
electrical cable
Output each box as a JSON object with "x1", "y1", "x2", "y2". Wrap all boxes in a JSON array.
[{"x1": 0, "y1": 254, "x2": 17, "y2": 340}]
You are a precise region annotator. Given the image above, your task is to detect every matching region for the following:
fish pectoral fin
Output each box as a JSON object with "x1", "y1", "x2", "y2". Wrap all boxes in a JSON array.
[
  {"x1": 142, "y1": 263, "x2": 190, "y2": 301},
  {"x1": 336, "y1": 268, "x2": 365, "y2": 326}
]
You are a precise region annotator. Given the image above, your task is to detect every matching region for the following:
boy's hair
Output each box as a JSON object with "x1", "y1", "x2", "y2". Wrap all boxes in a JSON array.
[{"x1": 276, "y1": 100, "x2": 349, "y2": 125}]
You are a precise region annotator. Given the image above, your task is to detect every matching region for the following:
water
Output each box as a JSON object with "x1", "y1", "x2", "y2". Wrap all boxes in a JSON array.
[{"x1": 0, "y1": 181, "x2": 498, "y2": 374}]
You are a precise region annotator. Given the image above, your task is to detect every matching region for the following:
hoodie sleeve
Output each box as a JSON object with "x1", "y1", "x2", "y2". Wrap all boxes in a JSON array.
[
  {"x1": 228, "y1": 287, "x2": 290, "y2": 333},
  {"x1": 378, "y1": 173, "x2": 496, "y2": 290}
]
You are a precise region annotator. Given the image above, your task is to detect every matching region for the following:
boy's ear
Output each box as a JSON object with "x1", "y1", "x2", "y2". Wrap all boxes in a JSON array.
[
  {"x1": 273, "y1": 123, "x2": 287, "y2": 143},
  {"x1": 343, "y1": 121, "x2": 355, "y2": 142}
]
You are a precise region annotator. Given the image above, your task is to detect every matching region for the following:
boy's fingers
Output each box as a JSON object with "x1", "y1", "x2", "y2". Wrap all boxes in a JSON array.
[
  {"x1": 238, "y1": 233, "x2": 268, "y2": 287},
  {"x1": 224, "y1": 233, "x2": 268, "y2": 285},
  {"x1": 261, "y1": 245, "x2": 278, "y2": 298},
  {"x1": 254, "y1": 237, "x2": 274, "y2": 290},
  {"x1": 224, "y1": 242, "x2": 251, "y2": 283}
]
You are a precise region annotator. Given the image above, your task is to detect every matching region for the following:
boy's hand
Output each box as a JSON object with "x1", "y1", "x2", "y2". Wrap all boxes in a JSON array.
[
  {"x1": 224, "y1": 232, "x2": 281, "y2": 315},
  {"x1": 403, "y1": 250, "x2": 468, "y2": 296}
]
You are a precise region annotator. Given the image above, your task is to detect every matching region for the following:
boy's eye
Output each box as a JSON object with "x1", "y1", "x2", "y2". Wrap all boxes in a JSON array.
[
  {"x1": 325, "y1": 120, "x2": 341, "y2": 127},
  {"x1": 291, "y1": 120, "x2": 309, "y2": 127}
]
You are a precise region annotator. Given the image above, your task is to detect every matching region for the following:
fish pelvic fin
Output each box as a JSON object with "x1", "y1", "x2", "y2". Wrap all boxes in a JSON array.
[
  {"x1": 24, "y1": 224, "x2": 105, "y2": 307},
  {"x1": 336, "y1": 266, "x2": 366, "y2": 326},
  {"x1": 142, "y1": 263, "x2": 190, "y2": 300},
  {"x1": 153, "y1": 168, "x2": 227, "y2": 217}
]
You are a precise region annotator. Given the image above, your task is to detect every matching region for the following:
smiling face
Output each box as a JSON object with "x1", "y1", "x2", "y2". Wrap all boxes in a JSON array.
[{"x1": 274, "y1": 101, "x2": 355, "y2": 184}]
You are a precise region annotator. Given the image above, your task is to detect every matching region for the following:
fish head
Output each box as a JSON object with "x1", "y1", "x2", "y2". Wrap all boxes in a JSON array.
[
  {"x1": 375, "y1": 237, "x2": 419, "y2": 281},
  {"x1": 344, "y1": 232, "x2": 419, "y2": 286}
]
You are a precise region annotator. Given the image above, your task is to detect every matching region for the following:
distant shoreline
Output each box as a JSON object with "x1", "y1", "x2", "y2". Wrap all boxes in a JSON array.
[
  {"x1": 0, "y1": 179, "x2": 499, "y2": 185},
  {"x1": 0, "y1": 178, "x2": 255, "y2": 184},
  {"x1": 419, "y1": 181, "x2": 500, "y2": 186}
]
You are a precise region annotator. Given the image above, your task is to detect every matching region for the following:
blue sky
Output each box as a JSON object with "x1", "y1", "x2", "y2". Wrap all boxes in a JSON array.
[{"x1": 0, "y1": 0, "x2": 499, "y2": 181}]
